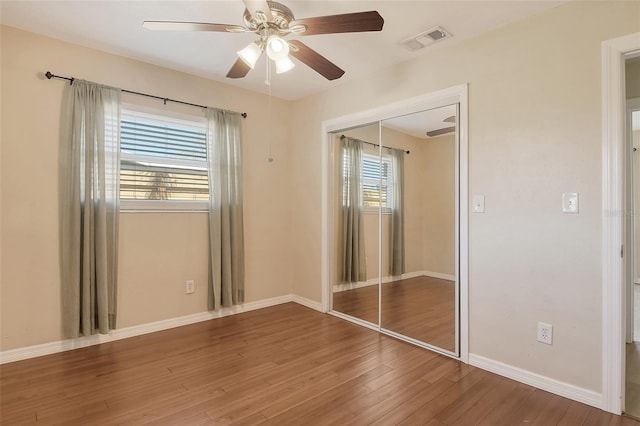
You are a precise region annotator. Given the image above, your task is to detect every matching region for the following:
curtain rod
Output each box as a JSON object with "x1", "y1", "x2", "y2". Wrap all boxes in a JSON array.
[
  {"x1": 44, "y1": 71, "x2": 247, "y2": 118},
  {"x1": 340, "y1": 134, "x2": 409, "y2": 154}
]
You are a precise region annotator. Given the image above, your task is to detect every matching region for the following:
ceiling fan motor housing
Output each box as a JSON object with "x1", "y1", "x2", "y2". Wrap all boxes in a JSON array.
[{"x1": 243, "y1": 1, "x2": 295, "y2": 30}]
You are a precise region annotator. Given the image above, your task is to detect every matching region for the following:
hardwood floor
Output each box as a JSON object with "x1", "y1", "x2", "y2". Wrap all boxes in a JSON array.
[
  {"x1": 332, "y1": 283, "x2": 379, "y2": 325},
  {"x1": 1, "y1": 303, "x2": 636, "y2": 425},
  {"x1": 332, "y1": 276, "x2": 456, "y2": 352}
]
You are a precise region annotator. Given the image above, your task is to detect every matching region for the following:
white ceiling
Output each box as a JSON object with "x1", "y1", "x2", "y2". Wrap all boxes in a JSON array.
[
  {"x1": 384, "y1": 104, "x2": 457, "y2": 139},
  {"x1": 1, "y1": 0, "x2": 567, "y2": 101}
]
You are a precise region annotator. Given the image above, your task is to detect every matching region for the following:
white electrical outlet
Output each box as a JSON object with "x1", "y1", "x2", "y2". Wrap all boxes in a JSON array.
[
  {"x1": 537, "y1": 322, "x2": 553, "y2": 345},
  {"x1": 185, "y1": 280, "x2": 195, "y2": 294}
]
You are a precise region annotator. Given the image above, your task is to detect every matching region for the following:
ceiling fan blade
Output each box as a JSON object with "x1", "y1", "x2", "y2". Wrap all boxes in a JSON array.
[
  {"x1": 143, "y1": 21, "x2": 243, "y2": 32},
  {"x1": 426, "y1": 126, "x2": 456, "y2": 137},
  {"x1": 226, "y1": 58, "x2": 252, "y2": 79},
  {"x1": 243, "y1": 0, "x2": 273, "y2": 22},
  {"x1": 289, "y1": 40, "x2": 345, "y2": 81},
  {"x1": 291, "y1": 11, "x2": 384, "y2": 36}
]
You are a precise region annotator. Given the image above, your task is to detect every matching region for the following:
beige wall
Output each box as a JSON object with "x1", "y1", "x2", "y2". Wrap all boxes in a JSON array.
[
  {"x1": 290, "y1": 0, "x2": 640, "y2": 393},
  {"x1": 380, "y1": 127, "x2": 456, "y2": 278},
  {"x1": 0, "y1": 26, "x2": 294, "y2": 351},
  {"x1": 421, "y1": 134, "x2": 456, "y2": 276}
]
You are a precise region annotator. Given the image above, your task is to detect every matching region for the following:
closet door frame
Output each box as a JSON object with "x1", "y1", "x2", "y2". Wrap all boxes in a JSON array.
[{"x1": 321, "y1": 84, "x2": 469, "y2": 362}]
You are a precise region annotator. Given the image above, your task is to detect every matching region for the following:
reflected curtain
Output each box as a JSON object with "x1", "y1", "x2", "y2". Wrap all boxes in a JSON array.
[
  {"x1": 61, "y1": 80, "x2": 121, "y2": 338},
  {"x1": 390, "y1": 148, "x2": 405, "y2": 276},
  {"x1": 341, "y1": 136, "x2": 367, "y2": 283},
  {"x1": 206, "y1": 109, "x2": 245, "y2": 310}
]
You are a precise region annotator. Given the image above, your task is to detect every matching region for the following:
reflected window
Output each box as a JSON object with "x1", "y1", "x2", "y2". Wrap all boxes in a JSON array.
[{"x1": 343, "y1": 151, "x2": 393, "y2": 211}]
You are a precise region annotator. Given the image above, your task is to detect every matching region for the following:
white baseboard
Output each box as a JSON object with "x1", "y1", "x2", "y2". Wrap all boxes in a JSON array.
[
  {"x1": 468, "y1": 353, "x2": 602, "y2": 409},
  {"x1": 333, "y1": 270, "x2": 454, "y2": 292},
  {"x1": 381, "y1": 270, "x2": 425, "y2": 284},
  {"x1": 332, "y1": 278, "x2": 378, "y2": 293},
  {"x1": 0, "y1": 294, "x2": 295, "y2": 365},
  {"x1": 292, "y1": 295, "x2": 324, "y2": 312},
  {"x1": 423, "y1": 270, "x2": 456, "y2": 281}
]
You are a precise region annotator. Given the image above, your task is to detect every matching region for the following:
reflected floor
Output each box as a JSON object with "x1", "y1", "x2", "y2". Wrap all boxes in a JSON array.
[
  {"x1": 627, "y1": 284, "x2": 640, "y2": 418},
  {"x1": 332, "y1": 276, "x2": 456, "y2": 352},
  {"x1": 627, "y1": 342, "x2": 640, "y2": 418}
]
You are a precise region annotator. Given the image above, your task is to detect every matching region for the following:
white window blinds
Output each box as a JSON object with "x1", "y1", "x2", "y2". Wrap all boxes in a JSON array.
[
  {"x1": 120, "y1": 109, "x2": 208, "y2": 209},
  {"x1": 362, "y1": 153, "x2": 393, "y2": 209},
  {"x1": 343, "y1": 151, "x2": 393, "y2": 210}
]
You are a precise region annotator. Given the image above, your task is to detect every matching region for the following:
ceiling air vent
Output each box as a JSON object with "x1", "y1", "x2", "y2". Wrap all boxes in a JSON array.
[{"x1": 400, "y1": 26, "x2": 452, "y2": 52}]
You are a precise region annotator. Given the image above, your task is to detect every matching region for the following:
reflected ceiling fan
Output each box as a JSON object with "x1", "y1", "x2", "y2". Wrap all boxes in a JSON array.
[
  {"x1": 427, "y1": 115, "x2": 456, "y2": 137},
  {"x1": 143, "y1": 0, "x2": 384, "y2": 81}
]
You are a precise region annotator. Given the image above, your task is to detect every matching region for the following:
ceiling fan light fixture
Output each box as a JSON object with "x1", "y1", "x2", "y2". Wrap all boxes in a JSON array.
[
  {"x1": 237, "y1": 42, "x2": 262, "y2": 68},
  {"x1": 274, "y1": 56, "x2": 295, "y2": 74},
  {"x1": 266, "y1": 35, "x2": 289, "y2": 60}
]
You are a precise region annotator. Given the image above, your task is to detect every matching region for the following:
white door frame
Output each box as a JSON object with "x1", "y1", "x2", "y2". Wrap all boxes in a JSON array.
[
  {"x1": 320, "y1": 84, "x2": 469, "y2": 363},
  {"x1": 602, "y1": 32, "x2": 640, "y2": 415}
]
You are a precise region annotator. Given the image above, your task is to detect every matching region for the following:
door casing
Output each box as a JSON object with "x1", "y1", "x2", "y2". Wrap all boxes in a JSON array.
[{"x1": 601, "y1": 32, "x2": 640, "y2": 415}]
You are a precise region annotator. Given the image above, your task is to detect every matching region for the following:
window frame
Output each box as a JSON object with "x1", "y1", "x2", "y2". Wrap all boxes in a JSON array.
[{"x1": 119, "y1": 104, "x2": 209, "y2": 212}]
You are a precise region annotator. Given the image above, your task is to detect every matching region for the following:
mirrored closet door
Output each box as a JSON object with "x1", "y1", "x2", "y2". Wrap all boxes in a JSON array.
[
  {"x1": 331, "y1": 121, "x2": 381, "y2": 326},
  {"x1": 380, "y1": 105, "x2": 458, "y2": 354},
  {"x1": 330, "y1": 104, "x2": 460, "y2": 356}
]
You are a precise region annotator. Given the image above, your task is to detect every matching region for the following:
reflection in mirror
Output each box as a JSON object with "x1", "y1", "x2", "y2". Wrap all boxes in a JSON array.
[
  {"x1": 380, "y1": 105, "x2": 458, "y2": 353},
  {"x1": 331, "y1": 122, "x2": 381, "y2": 325}
]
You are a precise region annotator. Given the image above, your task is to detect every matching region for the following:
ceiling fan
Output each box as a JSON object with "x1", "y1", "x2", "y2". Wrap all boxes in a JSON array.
[
  {"x1": 143, "y1": 0, "x2": 384, "y2": 81},
  {"x1": 426, "y1": 115, "x2": 456, "y2": 137}
]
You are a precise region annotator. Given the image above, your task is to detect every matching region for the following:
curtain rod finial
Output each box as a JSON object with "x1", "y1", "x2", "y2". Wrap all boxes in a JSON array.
[
  {"x1": 45, "y1": 71, "x2": 53, "y2": 80},
  {"x1": 241, "y1": 112, "x2": 247, "y2": 118}
]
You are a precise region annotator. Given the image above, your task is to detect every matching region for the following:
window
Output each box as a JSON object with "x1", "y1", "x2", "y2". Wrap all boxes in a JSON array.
[
  {"x1": 362, "y1": 152, "x2": 393, "y2": 210},
  {"x1": 120, "y1": 107, "x2": 208, "y2": 210},
  {"x1": 343, "y1": 150, "x2": 393, "y2": 211}
]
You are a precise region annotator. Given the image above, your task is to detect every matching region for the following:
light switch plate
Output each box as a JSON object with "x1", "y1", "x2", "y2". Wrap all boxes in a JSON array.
[
  {"x1": 562, "y1": 193, "x2": 579, "y2": 214},
  {"x1": 472, "y1": 195, "x2": 485, "y2": 213}
]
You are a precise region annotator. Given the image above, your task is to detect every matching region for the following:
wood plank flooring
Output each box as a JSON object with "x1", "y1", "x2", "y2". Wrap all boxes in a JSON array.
[
  {"x1": 332, "y1": 276, "x2": 456, "y2": 351},
  {"x1": 1, "y1": 303, "x2": 636, "y2": 425}
]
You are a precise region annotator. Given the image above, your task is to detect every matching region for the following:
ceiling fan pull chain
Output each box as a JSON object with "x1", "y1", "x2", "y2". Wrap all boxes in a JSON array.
[
  {"x1": 266, "y1": 58, "x2": 274, "y2": 163},
  {"x1": 265, "y1": 52, "x2": 271, "y2": 87}
]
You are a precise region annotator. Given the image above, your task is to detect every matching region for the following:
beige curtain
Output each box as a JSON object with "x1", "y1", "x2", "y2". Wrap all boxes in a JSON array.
[
  {"x1": 341, "y1": 136, "x2": 367, "y2": 283},
  {"x1": 390, "y1": 148, "x2": 405, "y2": 276},
  {"x1": 61, "y1": 80, "x2": 121, "y2": 338},
  {"x1": 206, "y1": 109, "x2": 245, "y2": 310}
]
